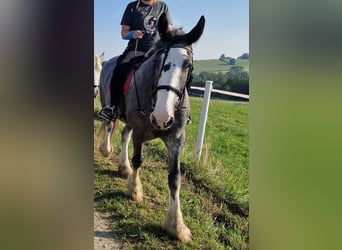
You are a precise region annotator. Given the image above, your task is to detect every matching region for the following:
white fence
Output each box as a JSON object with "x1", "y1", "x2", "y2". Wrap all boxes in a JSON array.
[
  {"x1": 194, "y1": 81, "x2": 249, "y2": 163},
  {"x1": 190, "y1": 86, "x2": 249, "y2": 100}
]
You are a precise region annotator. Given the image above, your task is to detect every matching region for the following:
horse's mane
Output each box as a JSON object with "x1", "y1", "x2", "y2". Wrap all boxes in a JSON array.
[{"x1": 155, "y1": 28, "x2": 187, "y2": 50}]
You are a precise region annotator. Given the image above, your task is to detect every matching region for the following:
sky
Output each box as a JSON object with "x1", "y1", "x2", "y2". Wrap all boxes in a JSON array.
[{"x1": 94, "y1": 0, "x2": 249, "y2": 60}]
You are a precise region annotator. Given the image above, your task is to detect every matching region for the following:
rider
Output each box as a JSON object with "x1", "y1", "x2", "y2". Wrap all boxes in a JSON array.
[{"x1": 98, "y1": 0, "x2": 172, "y2": 121}]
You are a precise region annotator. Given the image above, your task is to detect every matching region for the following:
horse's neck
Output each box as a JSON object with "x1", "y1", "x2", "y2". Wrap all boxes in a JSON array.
[{"x1": 136, "y1": 55, "x2": 158, "y2": 85}]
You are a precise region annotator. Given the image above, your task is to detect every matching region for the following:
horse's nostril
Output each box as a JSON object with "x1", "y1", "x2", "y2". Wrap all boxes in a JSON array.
[
  {"x1": 164, "y1": 116, "x2": 174, "y2": 128},
  {"x1": 150, "y1": 114, "x2": 174, "y2": 130},
  {"x1": 150, "y1": 114, "x2": 159, "y2": 128}
]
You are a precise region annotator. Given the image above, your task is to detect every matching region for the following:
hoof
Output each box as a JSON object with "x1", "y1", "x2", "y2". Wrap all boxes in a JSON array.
[
  {"x1": 131, "y1": 190, "x2": 143, "y2": 202},
  {"x1": 126, "y1": 187, "x2": 143, "y2": 202},
  {"x1": 163, "y1": 223, "x2": 193, "y2": 243},
  {"x1": 177, "y1": 225, "x2": 193, "y2": 243},
  {"x1": 100, "y1": 144, "x2": 113, "y2": 157},
  {"x1": 126, "y1": 173, "x2": 143, "y2": 202},
  {"x1": 118, "y1": 164, "x2": 133, "y2": 179},
  {"x1": 163, "y1": 220, "x2": 193, "y2": 243}
]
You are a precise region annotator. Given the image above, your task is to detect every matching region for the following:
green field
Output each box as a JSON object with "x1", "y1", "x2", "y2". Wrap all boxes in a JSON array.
[
  {"x1": 193, "y1": 59, "x2": 249, "y2": 75},
  {"x1": 94, "y1": 96, "x2": 249, "y2": 249}
]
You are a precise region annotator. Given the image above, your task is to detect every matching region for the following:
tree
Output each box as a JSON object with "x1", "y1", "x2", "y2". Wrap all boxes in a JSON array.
[
  {"x1": 229, "y1": 58, "x2": 236, "y2": 65},
  {"x1": 226, "y1": 66, "x2": 249, "y2": 94},
  {"x1": 209, "y1": 72, "x2": 225, "y2": 89},
  {"x1": 219, "y1": 54, "x2": 226, "y2": 61},
  {"x1": 238, "y1": 53, "x2": 249, "y2": 59}
]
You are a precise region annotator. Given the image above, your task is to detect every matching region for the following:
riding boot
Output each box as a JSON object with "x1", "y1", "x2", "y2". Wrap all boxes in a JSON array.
[{"x1": 98, "y1": 105, "x2": 118, "y2": 122}]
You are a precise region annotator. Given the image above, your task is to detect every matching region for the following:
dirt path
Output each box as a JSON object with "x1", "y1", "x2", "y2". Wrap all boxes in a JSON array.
[{"x1": 94, "y1": 209, "x2": 122, "y2": 249}]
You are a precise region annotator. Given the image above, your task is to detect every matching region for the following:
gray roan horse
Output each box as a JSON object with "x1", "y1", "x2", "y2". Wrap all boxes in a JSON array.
[{"x1": 98, "y1": 13, "x2": 205, "y2": 242}]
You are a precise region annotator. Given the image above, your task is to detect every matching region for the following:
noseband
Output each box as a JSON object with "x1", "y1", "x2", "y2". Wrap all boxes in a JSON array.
[{"x1": 153, "y1": 45, "x2": 194, "y2": 106}]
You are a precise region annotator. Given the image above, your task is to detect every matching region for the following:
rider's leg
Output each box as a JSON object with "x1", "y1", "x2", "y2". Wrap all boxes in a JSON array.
[{"x1": 98, "y1": 62, "x2": 130, "y2": 121}]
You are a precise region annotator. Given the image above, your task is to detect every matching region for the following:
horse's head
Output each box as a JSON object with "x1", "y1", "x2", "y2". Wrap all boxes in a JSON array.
[
  {"x1": 149, "y1": 14, "x2": 205, "y2": 130},
  {"x1": 94, "y1": 52, "x2": 104, "y2": 98}
]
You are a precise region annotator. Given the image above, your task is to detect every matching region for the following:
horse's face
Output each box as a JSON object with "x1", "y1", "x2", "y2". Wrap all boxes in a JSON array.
[
  {"x1": 150, "y1": 46, "x2": 193, "y2": 130},
  {"x1": 94, "y1": 53, "x2": 104, "y2": 98},
  {"x1": 149, "y1": 14, "x2": 205, "y2": 130}
]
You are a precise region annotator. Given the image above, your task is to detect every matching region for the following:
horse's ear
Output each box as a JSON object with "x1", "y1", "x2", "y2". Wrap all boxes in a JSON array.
[
  {"x1": 186, "y1": 16, "x2": 205, "y2": 45},
  {"x1": 100, "y1": 51, "x2": 105, "y2": 61},
  {"x1": 158, "y1": 12, "x2": 169, "y2": 39}
]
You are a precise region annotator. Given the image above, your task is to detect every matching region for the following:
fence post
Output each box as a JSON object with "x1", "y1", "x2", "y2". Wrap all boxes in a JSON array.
[{"x1": 195, "y1": 80, "x2": 213, "y2": 163}]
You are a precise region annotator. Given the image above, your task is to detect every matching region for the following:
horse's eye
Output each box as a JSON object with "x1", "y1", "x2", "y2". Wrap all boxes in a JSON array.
[{"x1": 184, "y1": 61, "x2": 192, "y2": 69}]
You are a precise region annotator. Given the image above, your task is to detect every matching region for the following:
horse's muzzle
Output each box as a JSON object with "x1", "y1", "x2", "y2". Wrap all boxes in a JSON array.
[
  {"x1": 94, "y1": 86, "x2": 99, "y2": 98},
  {"x1": 150, "y1": 113, "x2": 175, "y2": 130}
]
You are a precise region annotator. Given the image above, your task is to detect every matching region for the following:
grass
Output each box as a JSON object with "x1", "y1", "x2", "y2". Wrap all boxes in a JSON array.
[
  {"x1": 235, "y1": 59, "x2": 249, "y2": 72},
  {"x1": 94, "y1": 96, "x2": 249, "y2": 249},
  {"x1": 193, "y1": 59, "x2": 249, "y2": 75}
]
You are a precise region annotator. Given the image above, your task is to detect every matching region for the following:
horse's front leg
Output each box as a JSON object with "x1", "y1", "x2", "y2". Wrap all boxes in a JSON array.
[
  {"x1": 118, "y1": 125, "x2": 133, "y2": 178},
  {"x1": 100, "y1": 120, "x2": 115, "y2": 157},
  {"x1": 163, "y1": 133, "x2": 192, "y2": 242},
  {"x1": 126, "y1": 134, "x2": 143, "y2": 202}
]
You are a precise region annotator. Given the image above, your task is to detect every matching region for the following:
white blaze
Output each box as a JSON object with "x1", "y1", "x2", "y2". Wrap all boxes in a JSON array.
[{"x1": 152, "y1": 48, "x2": 188, "y2": 124}]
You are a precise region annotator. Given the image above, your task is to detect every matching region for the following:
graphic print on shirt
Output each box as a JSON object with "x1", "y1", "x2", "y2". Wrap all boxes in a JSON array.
[{"x1": 144, "y1": 15, "x2": 157, "y2": 36}]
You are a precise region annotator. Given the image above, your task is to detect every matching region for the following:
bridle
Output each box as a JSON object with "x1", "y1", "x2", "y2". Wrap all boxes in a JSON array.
[
  {"x1": 152, "y1": 44, "x2": 194, "y2": 109},
  {"x1": 131, "y1": 43, "x2": 194, "y2": 116}
]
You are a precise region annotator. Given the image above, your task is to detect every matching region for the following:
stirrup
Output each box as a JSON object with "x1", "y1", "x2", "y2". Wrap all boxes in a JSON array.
[{"x1": 98, "y1": 106, "x2": 115, "y2": 122}]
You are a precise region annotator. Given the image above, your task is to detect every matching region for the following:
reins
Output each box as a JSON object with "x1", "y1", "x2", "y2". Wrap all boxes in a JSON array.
[{"x1": 132, "y1": 39, "x2": 146, "y2": 115}]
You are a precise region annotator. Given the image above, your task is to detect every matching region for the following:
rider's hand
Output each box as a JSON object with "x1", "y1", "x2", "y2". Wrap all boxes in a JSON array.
[{"x1": 134, "y1": 30, "x2": 144, "y2": 39}]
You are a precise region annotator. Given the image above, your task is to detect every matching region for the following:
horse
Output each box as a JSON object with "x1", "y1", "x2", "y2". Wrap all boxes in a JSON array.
[
  {"x1": 94, "y1": 52, "x2": 104, "y2": 98},
  {"x1": 98, "y1": 13, "x2": 205, "y2": 242}
]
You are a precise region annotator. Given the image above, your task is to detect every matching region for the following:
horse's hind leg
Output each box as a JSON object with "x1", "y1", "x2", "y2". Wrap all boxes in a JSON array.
[
  {"x1": 126, "y1": 135, "x2": 143, "y2": 202},
  {"x1": 99, "y1": 120, "x2": 115, "y2": 157},
  {"x1": 162, "y1": 134, "x2": 192, "y2": 242},
  {"x1": 118, "y1": 125, "x2": 133, "y2": 178}
]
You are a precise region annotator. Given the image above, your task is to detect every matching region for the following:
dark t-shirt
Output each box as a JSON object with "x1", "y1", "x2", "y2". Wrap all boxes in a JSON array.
[{"x1": 121, "y1": 1, "x2": 172, "y2": 52}]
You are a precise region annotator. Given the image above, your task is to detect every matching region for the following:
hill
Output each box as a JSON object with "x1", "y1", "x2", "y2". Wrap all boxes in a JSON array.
[{"x1": 193, "y1": 58, "x2": 249, "y2": 75}]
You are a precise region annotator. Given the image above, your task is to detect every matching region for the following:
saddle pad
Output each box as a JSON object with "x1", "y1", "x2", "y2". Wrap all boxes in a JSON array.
[{"x1": 123, "y1": 62, "x2": 143, "y2": 96}]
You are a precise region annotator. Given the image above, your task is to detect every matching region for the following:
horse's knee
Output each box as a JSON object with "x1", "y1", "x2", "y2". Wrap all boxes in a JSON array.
[
  {"x1": 119, "y1": 126, "x2": 132, "y2": 177},
  {"x1": 121, "y1": 126, "x2": 132, "y2": 141},
  {"x1": 132, "y1": 155, "x2": 143, "y2": 169},
  {"x1": 105, "y1": 121, "x2": 114, "y2": 132}
]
